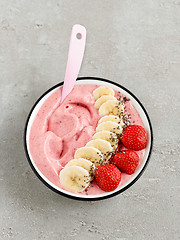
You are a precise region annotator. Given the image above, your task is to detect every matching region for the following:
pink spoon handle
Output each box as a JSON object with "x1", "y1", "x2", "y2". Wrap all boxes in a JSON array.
[{"x1": 60, "y1": 24, "x2": 86, "y2": 104}]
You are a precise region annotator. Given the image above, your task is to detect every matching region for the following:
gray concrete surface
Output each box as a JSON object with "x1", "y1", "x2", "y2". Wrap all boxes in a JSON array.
[{"x1": 0, "y1": 0, "x2": 180, "y2": 239}]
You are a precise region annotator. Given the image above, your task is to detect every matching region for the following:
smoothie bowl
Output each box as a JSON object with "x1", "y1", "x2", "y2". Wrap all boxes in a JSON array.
[{"x1": 24, "y1": 77, "x2": 153, "y2": 200}]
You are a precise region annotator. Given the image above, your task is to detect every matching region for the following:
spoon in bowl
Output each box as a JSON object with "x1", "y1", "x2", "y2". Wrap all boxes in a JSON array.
[{"x1": 60, "y1": 24, "x2": 86, "y2": 104}]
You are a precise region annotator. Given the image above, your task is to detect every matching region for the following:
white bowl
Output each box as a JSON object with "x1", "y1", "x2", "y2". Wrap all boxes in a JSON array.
[{"x1": 24, "y1": 77, "x2": 153, "y2": 201}]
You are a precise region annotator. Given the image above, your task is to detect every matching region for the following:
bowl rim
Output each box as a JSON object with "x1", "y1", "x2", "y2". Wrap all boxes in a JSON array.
[{"x1": 24, "y1": 76, "x2": 153, "y2": 201}]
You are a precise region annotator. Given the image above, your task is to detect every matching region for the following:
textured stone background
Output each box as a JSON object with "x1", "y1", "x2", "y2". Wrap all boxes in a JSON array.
[{"x1": 0, "y1": 1, "x2": 180, "y2": 239}]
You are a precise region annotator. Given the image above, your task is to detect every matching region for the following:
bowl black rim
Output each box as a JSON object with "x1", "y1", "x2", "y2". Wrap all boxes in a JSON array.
[{"x1": 24, "y1": 77, "x2": 153, "y2": 201}]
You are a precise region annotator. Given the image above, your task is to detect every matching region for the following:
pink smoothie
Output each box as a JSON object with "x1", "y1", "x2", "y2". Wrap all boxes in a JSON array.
[{"x1": 29, "y1": 84, "x2": 146, "y2": 195}]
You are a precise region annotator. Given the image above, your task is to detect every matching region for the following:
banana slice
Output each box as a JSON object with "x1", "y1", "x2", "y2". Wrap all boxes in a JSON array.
[
  {"x1": 92, "y1": 130, "x2": 118, "y2": 151},
  {"x1": 74, "y1": 146, "x2": 103, "y2": 166},
  {"x1": 98, "y1": 115, "x2": 124, "y2": 128},
  {"x1": 66, "y1": 158, "x2": 95, "y2": 181},
  {"x1": 59, "y1": 166, "x2": 90, "y2": 193},
  {"x1": 86, "y1": 139, "x2": 113, "y2": 160},
  {"x1": 96, "y1": 121, "x2": 123, "y2": 135},
  {"x1": 99, "y1": 99, "x2": 124, "y2": 118},
  {"x1": 93, "y1": 86, "x2": 115, "y2": 101},
  {"x1": 95, "y1": 95, "x2": 117, "y2": 109}
]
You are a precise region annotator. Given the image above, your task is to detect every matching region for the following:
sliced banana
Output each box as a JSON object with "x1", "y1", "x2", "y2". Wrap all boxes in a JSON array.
[
  {"x1": 59, "y1": 166, "x2": 90, "y2": 193},
  {"x1": 96, "y1": 121, "x2": 123, "y2": 135},
  {"x1": 98, "y1": 115, "x2": 124, "y2": 128},
  {"x1": 86, "y1": 139, "x2": 113, "y2": 160},
  {"x1": 112, "y1": 102, "x2": 124, "y2": 118},
  {"x1": 93, "y1": 86, "x2": 115, "y2": 101},
  {"x1": 99, "y1": 99, "x2": 124, "y2": 118},
  {"x1": 92, "y1": 130, "x2": 118, "y2": 151},
  {"x1": 95, "y1": 95, "x2": 117, "y2": 109},
  {"x1": 74, "y1": 146, "x2": 103, "y2": 166},
  {"x1": 66, "y1": 158, "x2": 95, "y2": 181}
]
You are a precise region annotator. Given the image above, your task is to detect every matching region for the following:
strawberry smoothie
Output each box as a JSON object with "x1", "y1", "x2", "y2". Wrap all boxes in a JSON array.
[{"x1": 29, "y1": 84, "x2": 146, "y2": 195}]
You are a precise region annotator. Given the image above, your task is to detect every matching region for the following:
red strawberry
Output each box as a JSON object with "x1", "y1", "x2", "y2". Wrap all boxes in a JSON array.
[
  {"x1": 121, "y1": 125, "x2": 147, "y2": 151},
  {"x1": 112, "y1": 150, "x2": 139, "y2": 175},
  {"x1": 95, "y1": 164, "x2": 121, "y2": 192}
]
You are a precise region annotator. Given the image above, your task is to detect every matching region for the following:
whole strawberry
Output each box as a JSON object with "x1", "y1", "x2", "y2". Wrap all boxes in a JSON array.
[
  {"x1": 121, "y1": 125, "x2": 147, "y2": 151},
  {"x1": 95, "y1": 164, "x2": 121, "y2": 192},
  {"x1": 112, "y1": 150, "x2": 139, "y2": 175}
]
